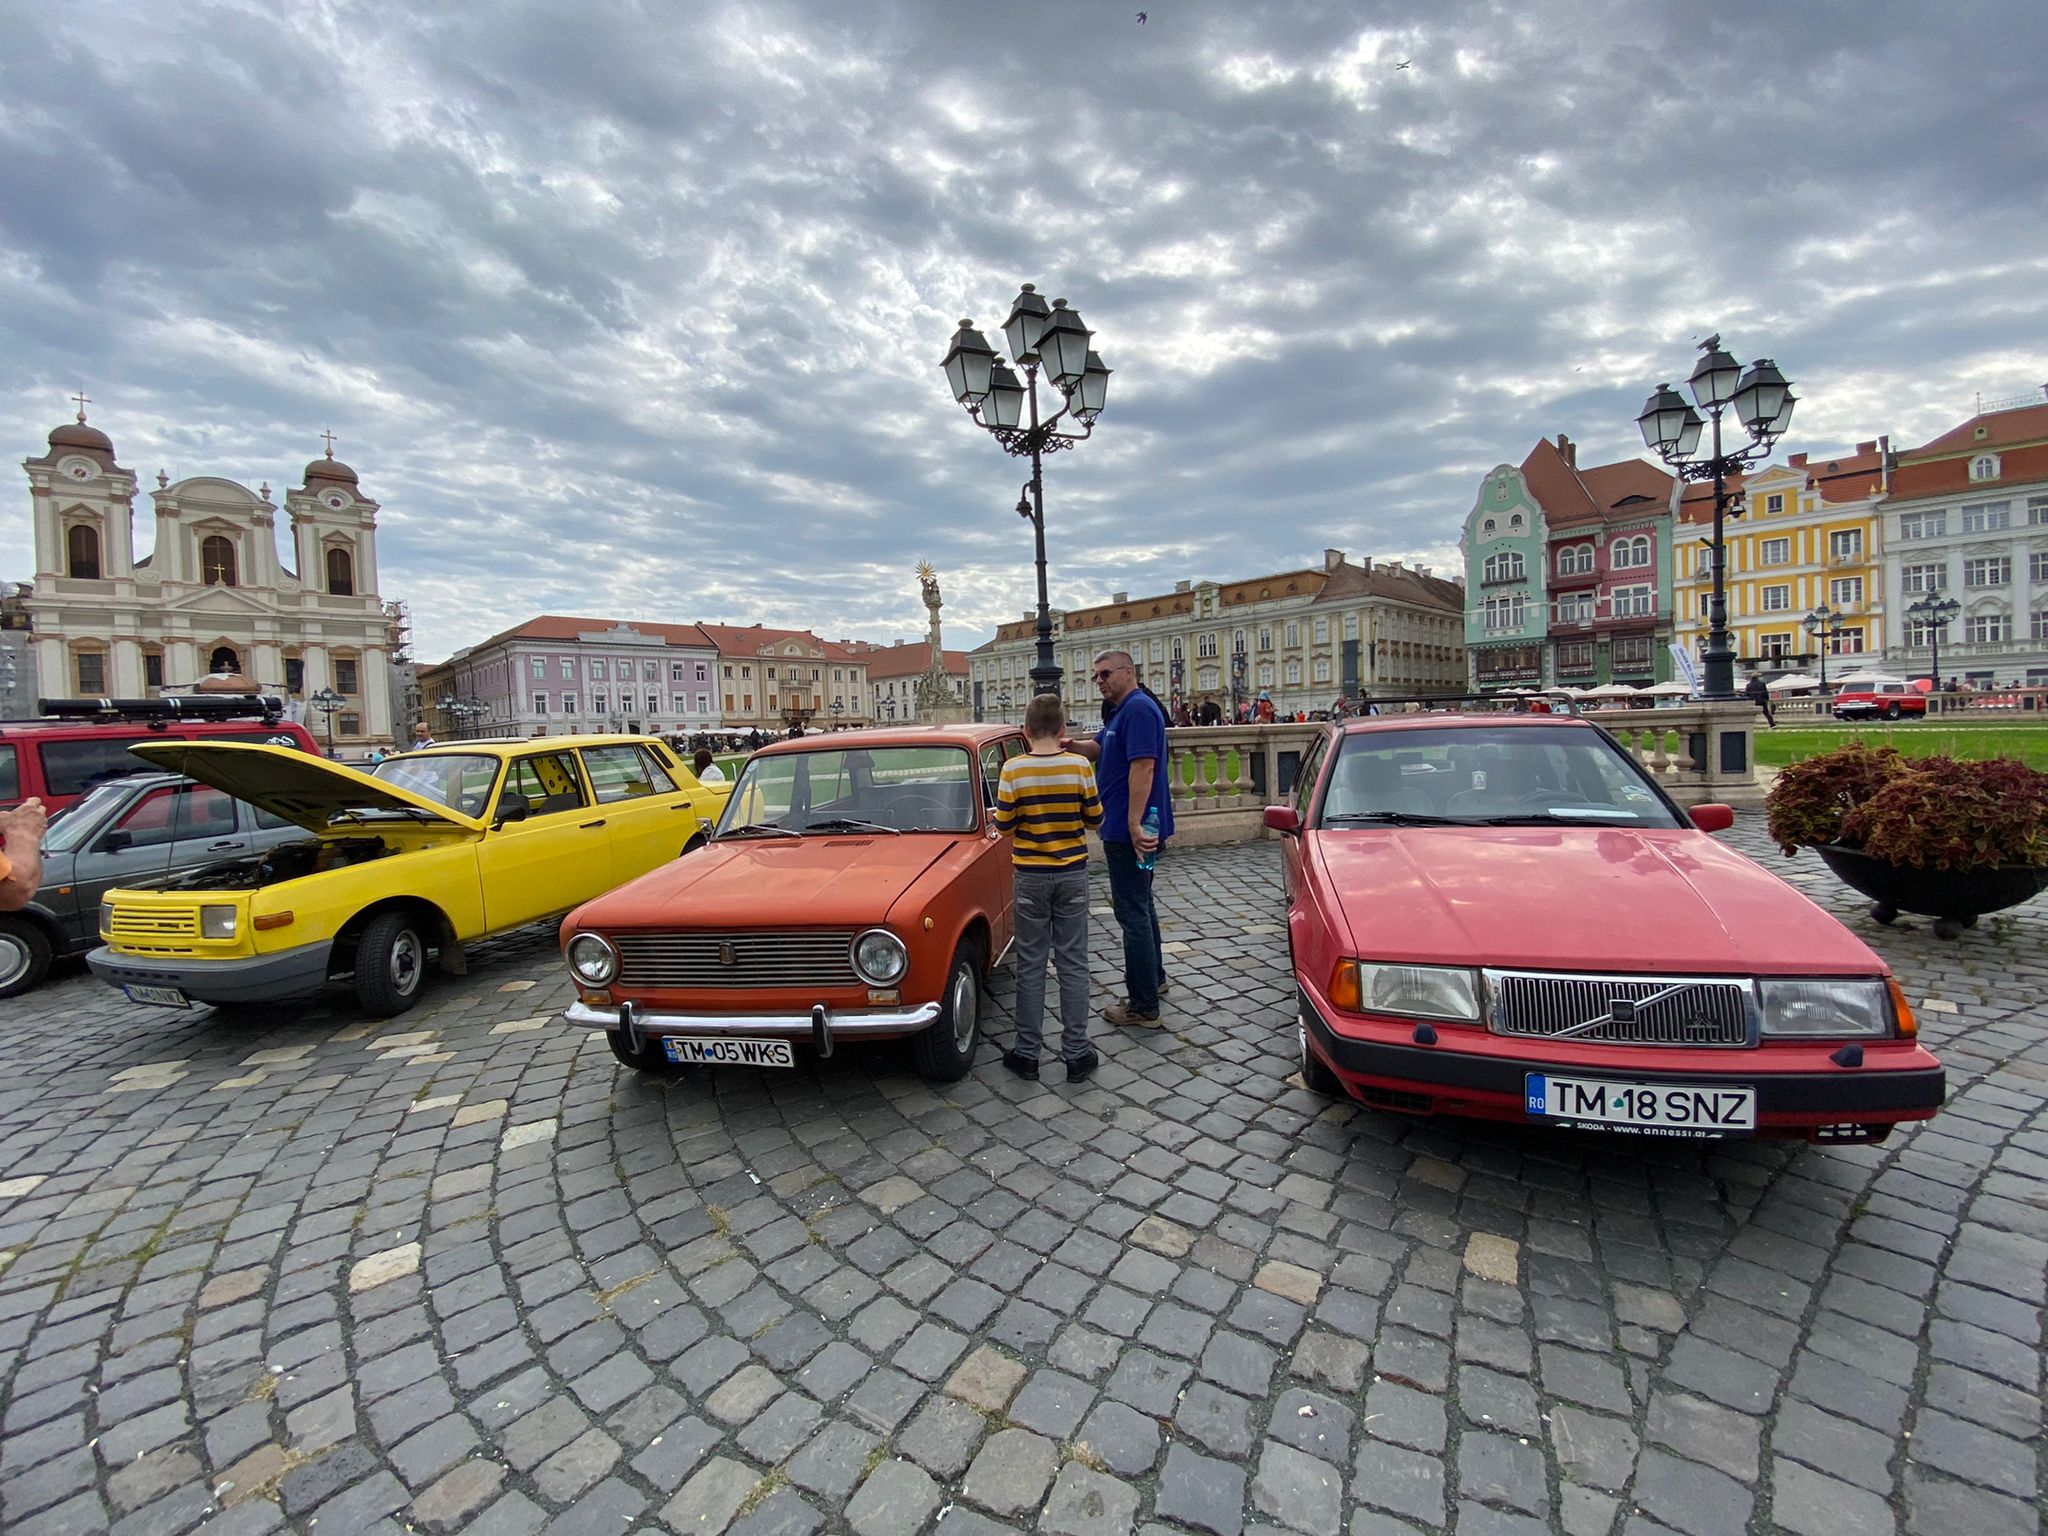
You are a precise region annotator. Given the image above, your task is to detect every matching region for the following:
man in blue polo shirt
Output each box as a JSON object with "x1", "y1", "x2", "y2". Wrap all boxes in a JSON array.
[{"x1": 1068, "y1": 648, "x2": 1174, "y2": 1025}]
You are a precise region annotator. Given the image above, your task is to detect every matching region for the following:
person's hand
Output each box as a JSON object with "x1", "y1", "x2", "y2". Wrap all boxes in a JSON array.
[
  {"x1": 0, "y1": 797, "x2": 47, "y2": 846},
  {"x1": 1132, "y1": 820, "x2": 1160, "y2": 855}
]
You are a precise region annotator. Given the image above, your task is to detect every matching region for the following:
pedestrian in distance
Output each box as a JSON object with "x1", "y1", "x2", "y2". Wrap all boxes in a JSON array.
[
  {"x1": 412, "y1": 723, "x2": 436, "y2": 748},
  {"x1": 994, "y1": 695, "x2": 1104, "y2": 1083},
  {"x1": 0, "y1": 797, "x2": 47, "y2": 910},
  {"x1": 691, "y1": 748, "x2": 726, "y2": 785},
  {"x1": 1066, "y1": 649, "x2": 1174, "y2": 1026},
  {"x1": 1744, "y1": 673, "x2": 1776, "y2": 728}
]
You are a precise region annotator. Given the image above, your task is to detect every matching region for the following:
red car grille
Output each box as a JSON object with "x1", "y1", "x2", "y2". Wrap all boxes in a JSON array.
[
  {"x1": 1487, "y1": 971, "x2": 1752, "y2": 1047},
  {"x1": 613, "y1": 930, "x2": 858, "y2": 990}
]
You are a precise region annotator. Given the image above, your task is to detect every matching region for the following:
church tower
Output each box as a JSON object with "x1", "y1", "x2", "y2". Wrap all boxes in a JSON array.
[
  {"x1": 284, "y1": 437, "x2": 381, "y2": 601},
  {"x1": 25, "y1": 397, "x2": 138, "y2": 585}
]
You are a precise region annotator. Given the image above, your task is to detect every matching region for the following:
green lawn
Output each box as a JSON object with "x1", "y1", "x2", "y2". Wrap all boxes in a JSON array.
[{"x1": 1754, "y1": 720, "x2": 2048, "y2": 770}]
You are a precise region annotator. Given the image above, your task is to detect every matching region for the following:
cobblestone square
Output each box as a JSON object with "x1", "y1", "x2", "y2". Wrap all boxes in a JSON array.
[{"x1": 0, "y1": 819, "x2": 2041, "y2": 1534}]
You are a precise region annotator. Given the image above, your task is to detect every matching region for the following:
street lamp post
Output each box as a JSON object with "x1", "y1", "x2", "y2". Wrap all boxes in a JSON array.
[
  {"x1": 1802, "y1": 605, "x2": 1848, "y2": 691},
  {"x1": 309, "y1": 686, "x2": 344, "y2": 753},
  {"x1": 1905, "y1": 593, "x2": 1960, "y2": 691},
  {"x1": 1637, "y1": 337, "x2": 1796, "y2": 700},
  {"x1": 943, "y1": 286, "x2": 1112, "y2": 700},
  {"x1": 994, "y1": 689, "x2": 1011, "y2": 722},
  {"x1": 438, "y1": 693, "x2": 486, "y2": 739},
  {"x1": 1230, "y1": 649, "x2": 1248, "y2": 723}
]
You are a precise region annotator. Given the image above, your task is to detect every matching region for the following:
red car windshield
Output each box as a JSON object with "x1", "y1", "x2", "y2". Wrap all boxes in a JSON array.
[{"x1": 1319, "y1": 726, "x2": 1685, "y2": 827}]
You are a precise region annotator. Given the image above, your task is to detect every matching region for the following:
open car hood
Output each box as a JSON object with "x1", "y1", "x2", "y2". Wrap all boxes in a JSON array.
[{"x1": 125, "y1": 742, "x2": 486, "y2": 834}]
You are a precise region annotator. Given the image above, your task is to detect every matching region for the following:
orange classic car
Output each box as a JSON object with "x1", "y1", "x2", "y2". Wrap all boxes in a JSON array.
[{"x1": 558, "y1": 724, "x2": 1027, "y2": 1081}]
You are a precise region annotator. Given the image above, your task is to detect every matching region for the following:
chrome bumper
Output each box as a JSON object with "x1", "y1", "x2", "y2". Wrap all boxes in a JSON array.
[{"x1": 563, "y1": 998, "x2": 942, "y2": 1059}]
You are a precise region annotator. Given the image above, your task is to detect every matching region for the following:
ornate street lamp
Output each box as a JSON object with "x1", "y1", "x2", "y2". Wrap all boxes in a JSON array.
[
  {"x1": 438, "y1": 693, "x2": 486, "y2": 739},
  {"x1": 1230, "y1": 649, "x2": 1248, "y2": 723},
  {"x1": 1905, "y1": 593, "x2": 1960, "y2": 692},
  {"x1": 1803, "y1": 604, "x2": 1849, "y2": 691},
  {"x1": 308, "y1": 686, "x2": 344, "y2": 753},
  {"x1": 883, "y1": 696, "x2": 897, "y2": 721},
  {"x1": 943, "y1": 286, "x2": 1112, "y2": 699},
  {"x1": 1637, "y1": 338, "x2": 1795, "y2": 699}
]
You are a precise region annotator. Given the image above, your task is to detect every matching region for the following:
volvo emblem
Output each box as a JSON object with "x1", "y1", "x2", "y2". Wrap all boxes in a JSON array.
[
  {"x1": 1608, "y1": 997, "x2": 1638, "y2": 1025},
  {"x1": 718, "y1": 942, "x2": 737, "y2": 967}
]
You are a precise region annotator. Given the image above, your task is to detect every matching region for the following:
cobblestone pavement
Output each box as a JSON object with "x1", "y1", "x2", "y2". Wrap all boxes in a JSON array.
[{"x1": 0, "y1": 819, "x2": 2042, "y2": 1536}]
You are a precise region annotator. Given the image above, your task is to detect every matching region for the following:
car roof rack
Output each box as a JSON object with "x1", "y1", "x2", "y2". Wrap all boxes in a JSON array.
[
  {"x1": 18, "y1": 694, "x2": 289, "y2": 728},
  {"x1": 1338, "y1": 691, "x2": 1585, "y2": 718}
]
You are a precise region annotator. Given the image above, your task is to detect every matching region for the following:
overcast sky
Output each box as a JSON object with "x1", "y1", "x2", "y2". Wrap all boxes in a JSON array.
[{"x1": 4, "y1": 0, "x2": 2043, "y2": 663}]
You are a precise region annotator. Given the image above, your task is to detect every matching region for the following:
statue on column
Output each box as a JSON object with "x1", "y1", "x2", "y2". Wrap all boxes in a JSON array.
[{"x1": 914, "y1": 561, "x2": 969, "y2": 722}]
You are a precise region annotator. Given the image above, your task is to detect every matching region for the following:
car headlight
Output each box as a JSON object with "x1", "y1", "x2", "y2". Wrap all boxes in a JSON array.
[
  {"x1": 567, "y1": 933, "x2": 619, "y2": 987},
  {"x1": 1757, "y1": 978, "x2": 1894, "y2": 1037},
  {"x1": 200, "y1": 905, "x2": 238, "y2": 940},
  {"x1": 1332, "y1": 961, "x2": 1481, "y2": 1023},
  {"x1": 99, "y1": 900, "x2": 114, "y2": 936},
  {"x1": 851, "y1": 928, "x2": 909, "y2": 986}
]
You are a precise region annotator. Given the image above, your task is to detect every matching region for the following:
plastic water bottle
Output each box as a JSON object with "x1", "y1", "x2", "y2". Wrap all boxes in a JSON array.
[{"x1": 1135, "y1": 805, "x2": 1161, "y2": 872}]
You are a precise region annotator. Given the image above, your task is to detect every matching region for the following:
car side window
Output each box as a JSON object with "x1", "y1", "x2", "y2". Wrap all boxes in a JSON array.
[
  {"x1": 580, "y1": 744, "x2": 663, "y2": 804},
  {"x1": 112, "y1": 786, "x2": 182, "y2": 849},
  {"x1": 979, "y1": 743, "x2": 1007, "y2": 809},
  {"x1": 635, "y1": 744, "x2": 680, "y2": 792},
  {"x1": 251, "y1": 804, "x2": 295, "y2": 831},
  {"x1": 502, "y1": 751, "x2": 590, "y2": 818},
  {"x1": 173, "y1": 786, "x2": 237, "y2": 840},
  {"x1": 39, "y1": 736, "x2": 155, "y2": 799},
  {"x1": 1295, "y1": 735, "x2": 1330, "y2": 821},
  {"x1": 0, "y1": 744, "x2": 17, "y2": 800}
]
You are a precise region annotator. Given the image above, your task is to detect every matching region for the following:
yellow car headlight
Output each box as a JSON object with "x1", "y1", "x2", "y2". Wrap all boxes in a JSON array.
[{"x1": 200, "y1": 905, "x2": 239, "y2": 940}]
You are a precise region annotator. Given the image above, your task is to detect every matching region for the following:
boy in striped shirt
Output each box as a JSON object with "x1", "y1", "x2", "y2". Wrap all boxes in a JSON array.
[{"x1": 994, "y1": 695, "x2": 1104, "y2": 1083}]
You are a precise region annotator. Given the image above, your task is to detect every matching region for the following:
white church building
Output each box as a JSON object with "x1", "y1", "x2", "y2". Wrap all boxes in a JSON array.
[{"x1": 21, "y1": 405, "x2": 400, "y2": 748}]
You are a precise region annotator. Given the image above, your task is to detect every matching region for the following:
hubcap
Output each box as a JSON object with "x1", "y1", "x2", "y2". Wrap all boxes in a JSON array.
[
  {"x1": 0, "y1": 934, "x2": 29, "y2": 989},
  {"x1": 951, "y1": 964, "x2": 978, "y2": 1052},
  {"x1": 391, "y1": 931, "x2": 423, "y2": 996},
  {"x1": 1298, "y1": 1010, "x2": 1310, "y2": 1072}
]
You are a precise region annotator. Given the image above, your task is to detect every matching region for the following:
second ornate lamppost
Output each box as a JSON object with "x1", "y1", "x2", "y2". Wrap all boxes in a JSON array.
[
  {"x1": 1905, "y1": 593, "x2": 1960, "y2": 692},
  {"x1": 1637, "y1": 337, "x2": 1795, "y2": 700},
  {"x1": 943, "y1": 286, "x2": 1112, "y2": 699},
  {"x1": 309, "y1": 686, "x2": 344, "y2": 753},
  {"x1": 1803, "y1": 604, "x2": 1849, "y2": 691}
]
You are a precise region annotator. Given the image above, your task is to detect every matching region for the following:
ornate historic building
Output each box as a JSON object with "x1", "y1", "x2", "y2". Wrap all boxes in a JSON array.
[
  {"x1": 417, "y1": 615, "x2": 723, "y2": 740},
  {"x1": 21, "y1": 407, "x2": 399, "y2": 747}
]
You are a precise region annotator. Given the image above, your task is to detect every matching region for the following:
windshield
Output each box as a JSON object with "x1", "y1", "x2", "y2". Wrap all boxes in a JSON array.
[
  {"x1": 370, "y1": 753, "x2": 501, "y2": 815},
  {"x1": 717, "y1": 745, "x2": 977, "y2": 835},
  {"x1": 1317, "y1": 726, "x2": 1682, "y2": 828},
  {"x1": 40, "y1": 778, "x2": 147, "y2": 853}
]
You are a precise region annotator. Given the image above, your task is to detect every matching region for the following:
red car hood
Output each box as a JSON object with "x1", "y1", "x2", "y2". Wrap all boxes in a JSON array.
[
  {"x1": 572, "y1": 835, "x2": 952, "y2": 930},
  {"x1": 1311, "y1": 826, "x2": 1885, "y2": 976}
]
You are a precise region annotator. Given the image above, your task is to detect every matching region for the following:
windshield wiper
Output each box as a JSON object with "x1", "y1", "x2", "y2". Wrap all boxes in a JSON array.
[
  {"x1": 801, "y1": 816, "x2": 902, "y2": 836},
  {"x1": 1470, "y1": 810, "x2": 1643, "y2": 825},
  {"x1": 1323, "y1": 811, "x2": 1463, "y2": 825},
  {"x1": 719, "y1": 822, "x2": 802, "y2": 839}
]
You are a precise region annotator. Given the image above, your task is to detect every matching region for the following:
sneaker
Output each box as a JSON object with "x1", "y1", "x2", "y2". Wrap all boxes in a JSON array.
[
  {"x1": 1002, "y1": 1048, "x2": 1040, "y2": 1081},
  {"x1": 1100, "y1": 1002, "x2": 1161, "y2": 1027},
  {"x1": 1158, "y1": 976, "x2": 1172, "y2": 995},
  {"x1": 1065, "y1": 1050, "x2": 1098, "y2": 1084}
]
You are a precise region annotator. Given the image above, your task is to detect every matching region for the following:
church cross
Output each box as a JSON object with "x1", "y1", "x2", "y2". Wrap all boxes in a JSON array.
[
  {"x1": 321, "y1": 429, "x2": 337, "y2": 457},
  {"x1": 72, "y1": 391, "x2": 92, "y2": 422}
]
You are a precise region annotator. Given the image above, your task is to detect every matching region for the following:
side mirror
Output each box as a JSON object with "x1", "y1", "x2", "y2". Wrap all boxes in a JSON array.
[
  {"x1": 1263, "y1": 805, "x2": 1302, "y2": 835},
  {"x1": 493, "y1": 799, "x2": 529, "y2": 828},
  {"x1": 96, "y1": 829, "x2": 135, "y2": 854},
  {"x1": 1689, "y1": 803, "x2": 1735, "y2": 833}
]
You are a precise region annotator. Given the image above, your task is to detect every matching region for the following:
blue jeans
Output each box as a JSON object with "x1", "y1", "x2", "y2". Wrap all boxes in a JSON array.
[
  {"x1": 1103, "y1": 839, "x2": 1163, "y2": 1014},
  {"x1": 1011, "y1": 865, "x2": 1092, "y2": 1061}
]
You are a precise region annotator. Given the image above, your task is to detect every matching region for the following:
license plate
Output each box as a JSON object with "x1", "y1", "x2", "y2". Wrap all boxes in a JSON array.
[
  {"x1": 122, "y1": 984, "x2": 191, "y2": 1009},
  {"x1": 1526, "y1": 1074, "x2": 1754, "y2": 1137},
  {"x1": 661, "y1": 1036, "x2": 795, "y2": 1068}
]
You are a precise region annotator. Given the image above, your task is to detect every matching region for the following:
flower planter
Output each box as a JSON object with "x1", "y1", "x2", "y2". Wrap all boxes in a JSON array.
[{"x1": 1814, "y1": 843, "x2": 2048, "y2": 938}]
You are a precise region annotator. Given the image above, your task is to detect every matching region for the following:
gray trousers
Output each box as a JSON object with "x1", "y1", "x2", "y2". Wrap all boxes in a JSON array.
[{"x1": 1012, "y1": 865, "x2": 1092, "y2": 1062}]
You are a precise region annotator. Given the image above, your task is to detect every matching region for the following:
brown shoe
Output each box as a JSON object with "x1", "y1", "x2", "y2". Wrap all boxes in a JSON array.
[{"x1": 1101, "y1": 1002, "x2": 1161, "y2": 1027}]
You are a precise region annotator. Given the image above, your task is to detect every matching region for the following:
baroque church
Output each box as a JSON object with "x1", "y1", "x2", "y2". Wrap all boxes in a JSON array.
[{"x1": 21, "y1": 402, "x2": 399, "y2": 748}]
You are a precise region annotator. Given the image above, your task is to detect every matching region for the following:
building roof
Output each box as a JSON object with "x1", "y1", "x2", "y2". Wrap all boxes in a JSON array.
[
  {"x1": 1312, "y1": 558, "x2": 1465, "y2": 612},
  {"x1": 695, "y1": 622, "x2": 868, "y2": 664},
  {"x1": 1520, "y1": 435, "x2": 1673, "y2": 530},
  {"x1": 1781, "y1": 442, "x2": 1890, "y2": 505},
  {"x1": 437, "y1": 613, "x2": 715, "y2": 663},
  {"x1": 1901, "y1": 398, "x2": 2048, "y2": 458},
  {"x1": 859, "y1": 641, "x2": 970, "y2": 680},
  {"x1": 1889, "y1": 398, "x2": 2048, "y2": 503}
]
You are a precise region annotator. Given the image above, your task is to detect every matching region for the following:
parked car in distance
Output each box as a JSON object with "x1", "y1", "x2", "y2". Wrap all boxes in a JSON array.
[
  {"x1": 1266, "y1": 709, "x2": 1943, "y2": 1143},
  {"x1": 1831, "y1": 676, "x2": 1928, "y2": 721},
  {"x1": 559, "y1": 724, "x2": 1026, "y2": 1082},
  {"x1": 1, "y1": 771, "x2": 306, "y2": 997},
  {"x1": 3, "y1": 695, "x2": 322, "y2": 815},
  {"x1": 87, "y1": 735, "x2": 731, "y2": 1016}
]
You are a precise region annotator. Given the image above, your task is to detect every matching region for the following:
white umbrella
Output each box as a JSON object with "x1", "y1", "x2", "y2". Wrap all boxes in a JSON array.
[
  {"x1": 1768, "y1": 673, "x2": 1821, "y2": 692},
  {"x1": 1583, "y1": 683, "x2": 1640, "y2": 699},
  {"x1": 1643, "y1": 680, "x2": 1694, "y2": 697}
]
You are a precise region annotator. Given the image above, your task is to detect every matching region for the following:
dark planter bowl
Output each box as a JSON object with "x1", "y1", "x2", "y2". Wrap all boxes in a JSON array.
[{"x1": 1815, "y1": 843, "x2": 2048, "y2": 937}]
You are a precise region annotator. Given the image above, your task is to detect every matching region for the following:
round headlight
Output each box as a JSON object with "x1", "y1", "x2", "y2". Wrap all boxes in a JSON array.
[
  {"x1": 567, "y1": 933, "x2": 618, "y2": 986},
  {"x1": 851, "y1": 928, "x2": 908, "y2": 986}
]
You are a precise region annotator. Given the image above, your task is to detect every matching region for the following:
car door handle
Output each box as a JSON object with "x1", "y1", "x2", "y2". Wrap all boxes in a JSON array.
[
  {"x1": 581, "y1": 819, "x2": 607, "y2": 829},
  {"x1": 208, "y1": 840, "x2": 246, "y2": 850}
]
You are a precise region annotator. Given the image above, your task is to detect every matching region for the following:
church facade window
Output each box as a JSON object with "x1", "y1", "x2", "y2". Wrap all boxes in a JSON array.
[
  {"x1": 201, "y1": 535, "x2": 239, "y2": 586},
  {"x1": 66, "y1": 523, "x2": 101, "y2": 579},
  {"x1": 326, "y1": 545, "x2": 355, "y2": 595}
]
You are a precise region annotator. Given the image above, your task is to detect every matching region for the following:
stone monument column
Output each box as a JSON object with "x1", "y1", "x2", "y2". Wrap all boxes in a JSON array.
[{"x1": 914, "y1": 561, "x2": 969, "y2": 724}]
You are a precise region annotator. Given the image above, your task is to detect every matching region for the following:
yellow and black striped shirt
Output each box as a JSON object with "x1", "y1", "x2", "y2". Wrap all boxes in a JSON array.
[{"x1": 994, "y1": 751, "x2": 1103, "y2": 869}]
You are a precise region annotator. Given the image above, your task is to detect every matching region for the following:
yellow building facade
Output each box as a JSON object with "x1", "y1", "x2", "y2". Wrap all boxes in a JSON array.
[{"x1": 1674, "y1": 442, "x2": 1890, "y2": 673}]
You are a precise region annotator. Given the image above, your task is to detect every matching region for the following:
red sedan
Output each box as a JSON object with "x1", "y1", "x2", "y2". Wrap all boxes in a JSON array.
[{"x1": 1265, "y1": 711, "x2": 1943, "y2": 1143}]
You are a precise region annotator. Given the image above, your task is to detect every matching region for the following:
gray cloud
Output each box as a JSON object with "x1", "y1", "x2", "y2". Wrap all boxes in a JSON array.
[{"x1": 3, "y1": 0, "x2": 2043, "y2": 662}]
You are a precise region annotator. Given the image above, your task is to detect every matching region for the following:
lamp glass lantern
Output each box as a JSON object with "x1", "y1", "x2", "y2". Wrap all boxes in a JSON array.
[
  {"x1": 1035, "y1": 300, "x2": 1092, "y2": 390},
  {"x1": 1002, "y1": 284, "x2": 1052, "y2": 363},
  {"x1": 983, "y1": 361, "x2": 1025, "y2": 430},
  {"x1": 1732, "y1": 359, "x2": 1790, "y2": 435},
  {"x1": 1688, "y1": 340, "x2": 1743, "y2": 408},
  {"x1": 941, "y1": 321, "x2": 997, "y2": 405},
  {"x1": 1636, "y1": 384, "x2": 1700, "y2": 458},
  {"x1": 1073, "y1": 351, "x2": 1111, "y2": 421}
]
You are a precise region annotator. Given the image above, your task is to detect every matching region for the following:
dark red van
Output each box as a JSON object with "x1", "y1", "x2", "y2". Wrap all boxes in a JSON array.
[{"x1": 1, "y1": 696, "x2": 323, "y2": 815}]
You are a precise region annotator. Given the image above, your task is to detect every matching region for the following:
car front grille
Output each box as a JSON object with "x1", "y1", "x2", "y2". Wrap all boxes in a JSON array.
[
  {"x1": 109, "y1": 908, "x2": 199, "y2": 940},
  {"x1": 613, "y1": 930, "x2": 859, "y2": 990},
  {"x1": 1487, "y1": 970, "x2": 1753, "y2": 1047}
]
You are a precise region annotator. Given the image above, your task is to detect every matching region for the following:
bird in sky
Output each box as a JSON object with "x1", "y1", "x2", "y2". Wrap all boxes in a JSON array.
[
  {"x1": 1395, "y1": 59, "x2": 1411, "y2": 69},
  {"x1": 1136, "y1": 11, "x2": 1147, "y2": 22}
]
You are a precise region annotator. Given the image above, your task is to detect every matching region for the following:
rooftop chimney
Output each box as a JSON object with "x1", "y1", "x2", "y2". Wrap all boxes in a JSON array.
[
  {"x1": 1359, "y1": 556, "x2": 1372, "y2": 575},
  {"x1": 1112, "y1": 591, "x2": 1128, "y2": 604},
  {"x1": 1324, "y1": 548, "x2": 1345, "y2": 571},
  {"x1": 1385, "y1": 559, "x2": 1403, "y2": 574},
  {"x1": 1787, "y1": 452, "x2": 1807, "y2": 468},
  {"x1": 1415, "y1": 565, "x2": 1431, "y2": 579},
  {"x1": 1856, "y1": 440, "x2": 1876, "y2": 455},
  {"x1": 1174, "y1": 580, "x2": 1191, "y2": 593},
  {"x1": 1556, "y1": 433, "x2": 1576, "y2": 468}
]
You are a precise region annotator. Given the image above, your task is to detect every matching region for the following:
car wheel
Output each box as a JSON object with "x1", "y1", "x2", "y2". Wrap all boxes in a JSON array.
[
  {"x1": 1883, "y1": 703, "x2": 1902, "y2": 720},
  {"x1": 1869, "y1": 902, "x2": 1898, "y2": 925},
  {"x1": 912, "y1": 938, "x2": 980, "y2": 1082},
  {"x1": 607, "y1": 1029, "x2": 685, "y2": 1075},
  {"x1": 1298, "y1": 1005, "x2": 1342, "y2": 1096},
  {"x1": 354, "y1": 910, "x2": 428, "y2": 1017},
  {"x1": 0, "y1": 917, "x2": 53, "y2": 1000}
]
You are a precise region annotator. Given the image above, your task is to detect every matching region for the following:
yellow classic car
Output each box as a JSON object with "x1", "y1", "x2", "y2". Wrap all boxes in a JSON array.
[{"x1": 88, "y1": 736, "x2": 730, "y2": 1017}]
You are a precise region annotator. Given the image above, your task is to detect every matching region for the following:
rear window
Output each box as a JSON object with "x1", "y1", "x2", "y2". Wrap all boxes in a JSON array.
[
  {"x1": 36, "y1": 737, "x2": 162, "y2": 799},
  {"x1": 0, "y1": 744, "x2": 16, "y2": 800}
]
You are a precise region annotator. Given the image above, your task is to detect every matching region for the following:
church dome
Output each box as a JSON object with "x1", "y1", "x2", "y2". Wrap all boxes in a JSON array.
[
  {"x1": 49, "y1": 419, "x2": 114, "y2": 454},
  {"x1": 304, "y1": 454, "x2": 360, "y2": 486}
]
